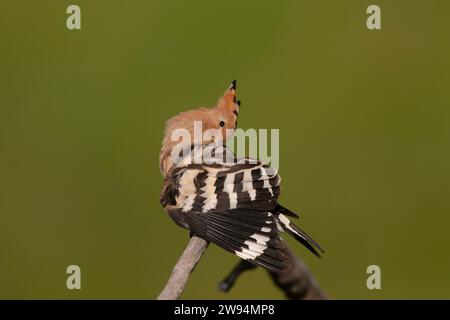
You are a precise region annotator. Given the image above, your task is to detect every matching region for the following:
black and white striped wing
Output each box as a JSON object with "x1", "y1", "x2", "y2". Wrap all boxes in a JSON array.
[
  {"x1": 178, "y1": 162, "x2": 281, "y2": 213},
  {"x1": 185, "y1": 209, "x2": 290, "y2": 272},
  {"x1": 172, "y1": 162, "x2": 290, "y2": 272}
]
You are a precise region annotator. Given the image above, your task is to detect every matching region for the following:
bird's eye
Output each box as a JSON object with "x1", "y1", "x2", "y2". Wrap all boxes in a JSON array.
[{"x1": 219, "y1": 121, "x2": 225, "y2": 127}]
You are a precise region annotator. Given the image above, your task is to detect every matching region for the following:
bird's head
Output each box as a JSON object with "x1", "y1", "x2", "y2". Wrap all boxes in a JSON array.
[{"x1": 160, "y1": 80, "x2": 241, "y2": 175}]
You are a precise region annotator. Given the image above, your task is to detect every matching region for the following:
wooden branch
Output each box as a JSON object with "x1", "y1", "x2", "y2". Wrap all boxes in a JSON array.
[
  {"x1": 218, "y1": 260, "x2": 257, "y2": 292},
  {"x1": 268, "y1": 246, "x2": 327, "y2": 300},
  {"x1": 158, "y1": 236, "x2": 326, "y2": 300},
  {"x1": 157, "y1": 236, "x2": 209, "y2": 300},
  {"x1": 219, "y1": 245, "x2": 327, "y2": 300}
]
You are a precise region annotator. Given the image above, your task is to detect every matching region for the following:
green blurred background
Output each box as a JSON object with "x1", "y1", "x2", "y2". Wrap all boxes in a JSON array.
[{"x1": 1, "y1": 0, "x2": 449, "y2": 299}]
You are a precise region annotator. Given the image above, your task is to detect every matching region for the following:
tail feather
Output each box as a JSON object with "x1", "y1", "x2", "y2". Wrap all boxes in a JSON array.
[
  {"x1": 275, "y1": 204, "x2": 299, "y2": 219},
  {"x1": 277, "y1": 213, "x2": 325, "y2": 258}
]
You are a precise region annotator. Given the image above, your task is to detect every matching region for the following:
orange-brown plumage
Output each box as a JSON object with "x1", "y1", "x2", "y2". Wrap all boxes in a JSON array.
[{"x1": 160, "y1": 81, "x2": 240, "y2": 176}]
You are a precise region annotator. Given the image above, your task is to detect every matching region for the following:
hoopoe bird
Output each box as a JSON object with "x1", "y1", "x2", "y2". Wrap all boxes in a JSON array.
[{"x1": 159, "y1": 80, "x2": 323, "y2": 272}]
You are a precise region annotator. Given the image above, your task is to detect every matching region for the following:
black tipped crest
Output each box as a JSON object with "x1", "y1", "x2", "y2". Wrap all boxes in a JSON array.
[{"x1": 230, "y1": 79, "x2": 237, "y2": 90}]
